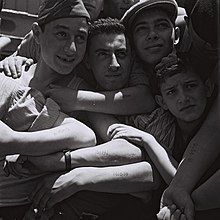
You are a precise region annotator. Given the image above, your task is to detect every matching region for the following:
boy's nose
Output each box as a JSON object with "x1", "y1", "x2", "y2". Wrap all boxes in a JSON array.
[
  {"x1": 108, "y1": 54, "x2": 120, "y2": 71},
  {"x1": 64, "y1": 41, "x2": 77, "y2": 56}
]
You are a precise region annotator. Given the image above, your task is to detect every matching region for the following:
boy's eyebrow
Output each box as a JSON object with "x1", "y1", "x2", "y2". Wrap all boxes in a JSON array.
[
  {"x1": 163, "y1": 85, "x2": 176, "y2": 91},
  {"x1": 53, "y1": 25, "x2": 88, "y2": 34},
  {"x1": 95, "y1": 48, "x2": 109, "y2": 53}
]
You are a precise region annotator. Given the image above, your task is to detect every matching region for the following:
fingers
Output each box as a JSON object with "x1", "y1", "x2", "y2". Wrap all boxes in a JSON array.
[
  {"x1": 0, "y1": 56, "x2": 34, "y2": 79},
  {"x1": 107, "y1": 124, "x2": 125, "y2": 137},
  {"x1": 171, "y1": 209, "x2": 182, "y2": 220},
  {"x1": 184, "y1": 203, "x2": 195, "y2": 220},
  {"x1": 24, "y1": 58, "x2": 34, "y2": 71},
  {"x1": 157, "y1": 205, "x2": 176, "y2": 220}
]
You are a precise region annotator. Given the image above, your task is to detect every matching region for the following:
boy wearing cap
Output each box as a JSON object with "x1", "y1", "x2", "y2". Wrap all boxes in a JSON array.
[
  {"x1": 8, "y1": 18, "x2": 160, "y2": 220},
  {"x1": 121, "y1": 0, "x2": 180, "y2": 79},
  {"x1": 9, "y1": 0, "x2": 104, "y2": 64},
  {"x1": 0, "y1": 0, "x2": 97, "y2": 218}
]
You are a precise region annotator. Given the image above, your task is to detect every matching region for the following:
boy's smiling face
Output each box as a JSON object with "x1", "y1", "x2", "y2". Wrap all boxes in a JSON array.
[
  {"x1": 158, "y1": 70, "x2": 213, "y2": 123},
  {"x1": 36, "y1": 17, "x2": 89, "y2": 75}
]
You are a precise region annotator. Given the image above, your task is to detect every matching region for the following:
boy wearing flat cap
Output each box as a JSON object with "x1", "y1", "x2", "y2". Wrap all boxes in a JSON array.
[{"x1": 122, "y1": 0, "x2": 180, "y2": 80}]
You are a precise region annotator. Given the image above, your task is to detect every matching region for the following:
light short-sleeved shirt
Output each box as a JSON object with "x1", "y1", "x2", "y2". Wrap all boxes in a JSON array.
[{"x1": 0, "y1": 72, "x2": 83, "y2": 207}]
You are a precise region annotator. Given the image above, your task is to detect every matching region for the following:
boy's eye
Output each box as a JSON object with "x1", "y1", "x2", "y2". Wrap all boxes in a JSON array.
[
  {"x1": 97, "y1": 51, "x2": 109, "y2": 57},
  {"x1": 116, "y1": 51, "x2": 127, "y2": 59},
  {"x1": 186, "y1": 83, "x2": 197, "y2": 89},
  {"x1": 75, "y1": 35, "x2": 86, "y2": 43},
  {"x1": 56, "y1": 32, "x2": 67, "y2": 38},
  {"x1": 134, "y1": 26, "x2": 149, "y2": 35},
  {"x1": 156, "y1": 22, "x2": 170, "y2": 30},
  {"x1": 166, "y1": 89, "x2": 176, "y2": 96}
]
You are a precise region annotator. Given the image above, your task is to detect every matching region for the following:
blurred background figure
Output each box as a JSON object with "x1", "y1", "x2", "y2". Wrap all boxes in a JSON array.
[{"x1": 103, "y1": 0, "x2": 140, "y2": 18}]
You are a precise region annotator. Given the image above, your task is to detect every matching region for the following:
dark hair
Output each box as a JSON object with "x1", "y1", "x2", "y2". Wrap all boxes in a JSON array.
[
  {"x1": 88, "y1": 17, "x2": 126, "y2": 46},
  {"x1": 155, "y1": 55, "x2": 208, "y2": 94},
  {"x1": 0, "y1": 0, "x2": 4, "y2": 11}
]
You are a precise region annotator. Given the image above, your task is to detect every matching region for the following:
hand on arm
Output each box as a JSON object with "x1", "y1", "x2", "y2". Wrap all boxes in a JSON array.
[
  {"x1": 157, "y1": 186, "x2": 194, "y2": 220},
  {"x1": 46, "y1": 84, "x2": 156, "y2": 115},
  {"x1": 108, "y1": 123, "x2": 178, "y2": 184},
  {"x1": 0, "y1": 55, "x2": 33, "y2": 79}
]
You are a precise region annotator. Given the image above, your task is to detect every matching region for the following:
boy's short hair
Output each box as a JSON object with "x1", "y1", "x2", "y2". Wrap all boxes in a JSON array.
[
  {"x1": 155, "y1": 54, "x2": 208, "y2": 94},
  {"x1": 37, "y1": 0, "x2": 90, "y2": 27},
  {"x1": 88, "y1": 18, "x2": 126, "y2": 45},
  {"x1": 121, "y1": 0, "x2": 178, "y2": 29}
]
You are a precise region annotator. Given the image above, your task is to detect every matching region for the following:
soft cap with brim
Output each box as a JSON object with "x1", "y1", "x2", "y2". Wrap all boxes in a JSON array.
[
  {"x1": 38, "y1": 0, "x2": 90, "y2": 26},
  {"x1": 121, "y1": 0, "x2": 178, "y2": 29}
]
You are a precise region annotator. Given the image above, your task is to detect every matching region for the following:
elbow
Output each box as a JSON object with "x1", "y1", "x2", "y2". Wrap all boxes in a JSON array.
[
  {"x1": 142, "y1": 162, "x2": 162, "y2": 190},
  {"x1": 81, "y1": 127, "x2": 97, "y2": 147}
]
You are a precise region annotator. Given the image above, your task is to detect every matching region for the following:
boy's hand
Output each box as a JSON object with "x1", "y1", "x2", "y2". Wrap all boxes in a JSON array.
[
  {"x1": 0, "y1": 56, "x2": 33, "y2": 79},
  {"x1": 107, "y1": 123, "x2": 148, "y2": 146},
  {"x1": 158, "y1": 186, "x2": 195, "y2": 220},
  {"x1": 3, "y1": 154, "x2": 31, "y2": 178}
]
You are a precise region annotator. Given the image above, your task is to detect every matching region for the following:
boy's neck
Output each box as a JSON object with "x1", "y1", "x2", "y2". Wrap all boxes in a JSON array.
[
  {"x1": 30, "y1": 58, "x2": 62, "y2": 94},
  {"x1": 177, "y1": 117, "x2": 204, "y2": 141}
]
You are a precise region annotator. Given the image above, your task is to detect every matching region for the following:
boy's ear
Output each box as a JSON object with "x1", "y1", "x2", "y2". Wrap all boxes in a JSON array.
[
  {"x1": 205, "y1": 78, "x2": 215, "y2": 98},
  {"x1": 174, "y1": 27, "x2": 180, "y2": 45},
  {"x1": 155, "y1": 95, "x2": 168, "y2": 110},
  {"x1": 32, "y1": 22, "x2": 42, "y2": 44}
]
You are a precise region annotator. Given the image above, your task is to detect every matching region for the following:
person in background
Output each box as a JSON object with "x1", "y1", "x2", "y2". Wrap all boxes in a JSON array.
[{"x1": 103, "y1": 0, "x2": 139, "y2": 19}]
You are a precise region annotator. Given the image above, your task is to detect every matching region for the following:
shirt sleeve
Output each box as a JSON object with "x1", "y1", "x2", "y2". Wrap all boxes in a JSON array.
[
  {"x1": 128, "y1": 53, "x2": 150, "y2": 87},
  {"x1": 126, "y1": 107, "x2": 176, "y2": 153},
  {"x1": 2, "y1": 80, "x2": 61, "y2": 131}
]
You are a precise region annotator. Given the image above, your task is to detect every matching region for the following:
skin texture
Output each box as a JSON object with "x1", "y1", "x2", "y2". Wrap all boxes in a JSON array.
[
  {"x1": 157, "y1": 71, "x2": 212, "y2": 123},
  {"x1": 33, "y1": 17, "x2": 89, "y2": 76},
  {"x1": 88, "y1": 33, "x2": 131, "y2": 91},
  {"x1": 132, "y1": 8, "x2": 178, "y2": 68}
]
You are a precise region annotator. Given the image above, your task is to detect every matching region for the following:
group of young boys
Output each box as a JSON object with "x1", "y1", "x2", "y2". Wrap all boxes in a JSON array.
[{"x1": 0, "y1": 0, "x2": 219, "y2": 219}]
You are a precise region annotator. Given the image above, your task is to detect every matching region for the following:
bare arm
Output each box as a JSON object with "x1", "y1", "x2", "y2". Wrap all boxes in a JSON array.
[
  {"x1": 74, "y1": 85, "x2": 155, "y2": 115},
  {"x1": 108, "y1": 123, "x2": 178, "y2": 184},
  {"x1": 31, "y1": 161, "x2": 161, "y2": 210},
  {"x1": 170, "y1": 94, "x2": 220, "y2": 192},
  {"x1": 192, "y1": 169, "x2": 220, "y2": 210},
  {"x1": 0, "y1": 113, "x2": 96, "y2": 156},
  {"x1": 47, "y1": 85, "x2": 156, "y2": 115}
]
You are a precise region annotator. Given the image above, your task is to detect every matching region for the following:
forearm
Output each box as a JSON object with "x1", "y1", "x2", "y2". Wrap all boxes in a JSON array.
[
  {"x1": 65, "y1": 161, "x2": 160, "y2": 194},
  {"x1": 192, "y1": 169, "x2": 220, "y2": 211},
  {"x1": 39, "y1": 139, "x2": 144, "y2": 172},
  {"x1": 170, "y1": 95, "x2": 220, "y2": 192},
  {"x1": 75, "y1": 86, "x2": 155, "y2": 115},
  {"x1": 3, "y1": 118, "x2": 96, "y2": 156},
  {"x1": 142, "y1": 134, "x2": 178, "y2": 185}
]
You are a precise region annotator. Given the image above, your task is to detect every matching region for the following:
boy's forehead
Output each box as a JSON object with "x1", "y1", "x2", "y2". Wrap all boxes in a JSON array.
[
  {"x1": 46, "y1": 17, "x2": 89, "y2": 31},
  {"x1": 162, "y1": 71, "x2": 201, "y2": 88},
  {"x1": 90, "y1": 33, "x2": 128, "y2": 49}
]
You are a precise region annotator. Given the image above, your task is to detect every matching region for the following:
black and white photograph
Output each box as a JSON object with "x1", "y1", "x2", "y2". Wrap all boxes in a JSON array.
[{"x1": 0, "y1": 0, "x2": 219, "y2": 219}]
